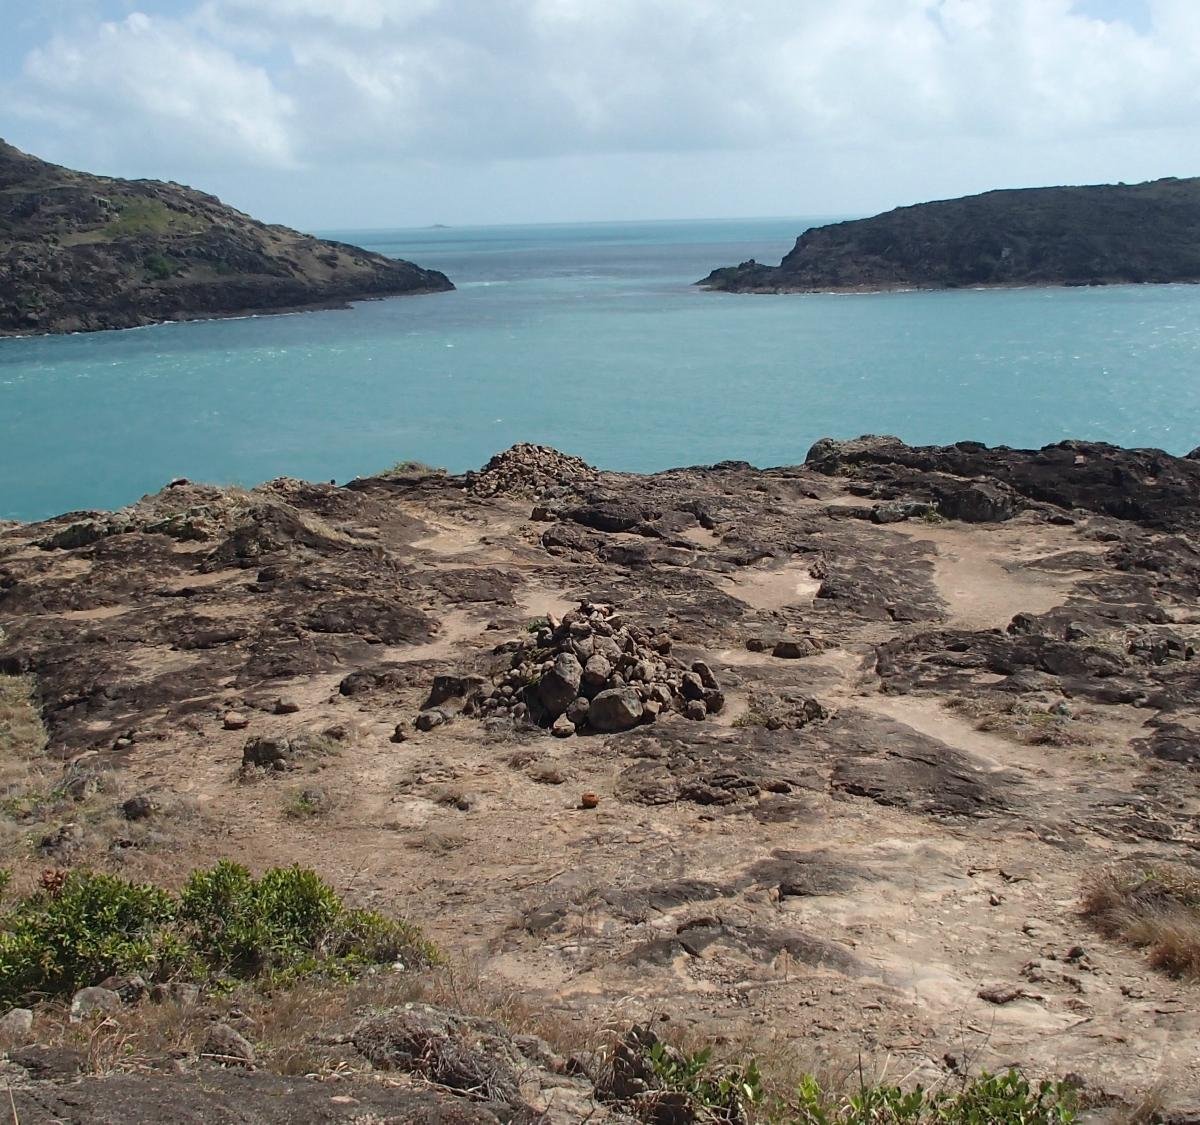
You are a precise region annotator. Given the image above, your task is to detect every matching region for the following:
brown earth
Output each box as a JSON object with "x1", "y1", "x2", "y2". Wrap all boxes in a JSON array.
[{"x1": 2, "y1": 437, "x2": 1200, "y2": 1118}]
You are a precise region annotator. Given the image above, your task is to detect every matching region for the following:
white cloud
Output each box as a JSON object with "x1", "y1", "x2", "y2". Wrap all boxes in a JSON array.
[
  {"x1": 13, "y1": 11, "x2": 296, "y2": 170},
  {"x1": 5, "y1": 0, "x2": 1200, "y2": 221}
]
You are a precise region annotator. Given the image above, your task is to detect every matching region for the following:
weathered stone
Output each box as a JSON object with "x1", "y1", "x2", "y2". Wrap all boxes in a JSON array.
[
  {"x1": 70, "y1": 987, "x2": 122, "y2": 1022},
  {"x1": 691, "y1": 661, "x2": 719, "y2": 690},
  {"x1": 538, "y1": 652, "x2": 583, "y2": 716},
  {"x1": 222, "y1": 711, "x2": 249, "y2": 731},
  {"x1": 551, "y1": 714, "x2": 576, "y2": 738},
  {"x1": 0, "y1": 1008, "x2": 34, "y2": 1042},
  {"x1": 588, "y1": 687, "x2": 644, "y2": 732},
  {"x1": 772, "y1": 637, "x2": 821, "y2": 660},
  {"x1": 582, "y1": 654, "x2": 613, "y2": 697},
  {"x1": 415, "y1": 709, "x2": 448, "y2": 732},
  {"x1": 566, "y1": 696, "x2": 591, "y2": 726},
  {"x1": 121, "y1": 795, "x2": 156, "y2": 821},
  {"x1": 685, "y1": 699, "x2": 708, "y2": 721},
  {"x1": 203, "y1": 1023, "x2": 256, "y2": 1067},
  {"x1": 98, "y1": 973, "x2": 149, "y2": 1004}
]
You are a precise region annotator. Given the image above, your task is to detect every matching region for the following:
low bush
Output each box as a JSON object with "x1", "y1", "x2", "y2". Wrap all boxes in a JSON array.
[
  {"x1": 635, "y1": 1036, "x2": 1076, "y2": 1123},
  {"x1": 788, "y1": 1068, "x2": 1077, "y2": 1123},
  {"x1": 0, "y1": 860, "x2": 435, "y2": 1006}
]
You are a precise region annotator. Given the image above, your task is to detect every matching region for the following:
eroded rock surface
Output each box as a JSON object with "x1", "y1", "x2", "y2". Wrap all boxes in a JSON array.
[{"x1": 3, "y1": 436, "x2": 1200, "y2": 1113}]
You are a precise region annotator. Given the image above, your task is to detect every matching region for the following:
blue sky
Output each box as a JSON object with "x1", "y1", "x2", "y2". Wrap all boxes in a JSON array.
[{"x1": 0, "y1": 0, "x2": 1193, "y2": 228}]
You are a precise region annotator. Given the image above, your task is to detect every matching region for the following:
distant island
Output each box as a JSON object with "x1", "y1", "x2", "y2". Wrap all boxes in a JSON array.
[
  {"x1": 0, "y1": 141, "x2": 453, "y2": 336},
  {"x1": 699, "y1": 177, "x2": 1200, "y2": 292}
]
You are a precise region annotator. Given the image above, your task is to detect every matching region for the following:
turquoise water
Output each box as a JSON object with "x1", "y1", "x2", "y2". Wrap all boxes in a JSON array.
[{"x1": 2, "y1": 217, "x2": 1200, "y2": 522}]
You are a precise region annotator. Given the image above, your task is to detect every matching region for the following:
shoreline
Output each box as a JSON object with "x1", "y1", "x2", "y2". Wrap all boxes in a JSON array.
[{"x1": 0, "y1": 284, "x2": 455, "y2": 342}]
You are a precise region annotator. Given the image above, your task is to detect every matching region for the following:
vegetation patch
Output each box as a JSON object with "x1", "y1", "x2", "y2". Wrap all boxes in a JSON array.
[
  {"x1": 624, "y1": 1032, "x2": 1078, "y2": 1123},
  {"x1": 0, "y1": 861, "x2": 436, "y2": 1007},
  {"x1": 1082, "y1": 861, "x2": 1200, "y2": 979},
  {"x1": 101, "y1": 196, "x2": 206, "y2": 240},
  {"x1": 378, "y1": 459, "x2": 446, "y2": 478},
  {"x1": 947, "y1": 694, "x2": 1090, "y2": 747}
]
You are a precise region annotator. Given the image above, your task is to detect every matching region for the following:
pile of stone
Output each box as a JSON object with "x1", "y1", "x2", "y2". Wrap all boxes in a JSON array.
[
  {"x1": 455, "y1": 602, "x2": 724, "y2": 738},
  {"x1": 466, "y1": 444, "x2": 599, "y2": 499}
]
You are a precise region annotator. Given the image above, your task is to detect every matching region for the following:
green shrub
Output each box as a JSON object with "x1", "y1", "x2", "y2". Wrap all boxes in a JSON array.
[
  {"x1": 0, "y1": 861, "x2": 434, "y2": 1007},
  {"x1": 647, "y1": 1040, "x2": 763, "y2": 1119},
  {"x1": 788, "y1": 1068, "x2": 1076, "y2": 1124},
  {"x1": 0, "y1": 871, "x2": 180, "y2": 1004},
  {"x1": 144, "y1": 253, "x2": 176, "y2": 280}
]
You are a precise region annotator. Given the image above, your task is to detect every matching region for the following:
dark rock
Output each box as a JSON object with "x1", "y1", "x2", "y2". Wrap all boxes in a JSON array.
[
  {"x1": 538, "y1": 652, "x2": 583, "y2": 716},
  {"x1": 203, "y1": 1023, "x2": 256, "y2": 1067},
  {"x1": 0, "y1": 1007, "x2": 34, "y2": 1042},
  {"x1": 98, "y1": 974, "x2": 149, "y2": 1004},
  {"x1": 121, "y1": 795, "x2": 156, "y2": 821},
  {"x1": 70, "y1": 986, "x2": 122, "y2": 1022},
  {"x1": 415, "y1": 709, "x2": 449, "y2": 732},
  {"x1": 588, "y1": 687, "x2": 644, "y2": 732}
]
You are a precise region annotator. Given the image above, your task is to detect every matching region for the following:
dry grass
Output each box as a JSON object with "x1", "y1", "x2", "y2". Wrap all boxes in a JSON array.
[
  {"x1": 948, "y1": 693, "x2": 1093, "y2": 747},
  {"x1": 0, "y1": 673, "x2": 49, "y2": 793},
  {"x1": 1082, "y1": 862, "x2": 1200, "y2": 978}
]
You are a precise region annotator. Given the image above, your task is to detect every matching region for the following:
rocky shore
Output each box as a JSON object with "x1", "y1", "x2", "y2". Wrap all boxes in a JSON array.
[{"x1": 2, "y1": 437, "x2": 1200, "y2": 1118}]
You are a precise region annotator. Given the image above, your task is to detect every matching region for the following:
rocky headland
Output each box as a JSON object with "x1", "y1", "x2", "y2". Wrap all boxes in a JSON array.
[
  {"x1": 700, "y1": 178, "x2": 1200, "y2": 292},
  {"x1": 0, "y1": 141, "x2": 453, "y2": 335},
  {"x1": 2, "y1": 438, "x2": 1200, "y2": 1119}
]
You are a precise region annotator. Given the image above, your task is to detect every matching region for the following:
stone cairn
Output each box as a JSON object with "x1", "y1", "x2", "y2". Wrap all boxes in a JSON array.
[
  {"x1": 426, "y1": 603, "x2": 725, "y2": 738},
  {"x1": 465, "y1": 444, "x2": 599, "y2": 499}
]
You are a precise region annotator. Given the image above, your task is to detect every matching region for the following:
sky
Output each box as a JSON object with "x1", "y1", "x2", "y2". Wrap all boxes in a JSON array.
[{"x1": 1, "y1": 0, "x2": 1196, "y2": 229}]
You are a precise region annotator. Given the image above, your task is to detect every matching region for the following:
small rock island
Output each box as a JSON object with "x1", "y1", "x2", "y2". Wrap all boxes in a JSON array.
[
  {"x1": 699, "y1": 177, "x2": 1200, "y2": 292},
  {"x1": 0, "y1": 140, "x2": 453, "y2": 335}
]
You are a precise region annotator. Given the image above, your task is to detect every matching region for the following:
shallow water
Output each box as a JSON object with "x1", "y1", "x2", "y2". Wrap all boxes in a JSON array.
[{"x1": 2, "y1": 217, "x2": 1199, "y2": 521}]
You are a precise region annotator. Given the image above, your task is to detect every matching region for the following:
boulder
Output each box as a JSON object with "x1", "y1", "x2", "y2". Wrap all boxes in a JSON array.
[
  {"x1": 203, "y1": 1023, "x2": 256, "y2": 1067},
  {"x1": 538, "y1": 653, "x2": 583, "y2": 716},
  {"x1": 121, "y1": 795, "x2": 156, "y2": 821},
  {"x1": 581, "y1": 654, "x2": 613, "y2": 696},
  {"x1": 70, "y1": 987, "x2": 122, "y2": 1022},
  {"x1": 0, "y1": 1008, "x2": 34, "y2": 1042},
  {"x1": 588, "y1": 688, "x2": 644, "y2": 732}
]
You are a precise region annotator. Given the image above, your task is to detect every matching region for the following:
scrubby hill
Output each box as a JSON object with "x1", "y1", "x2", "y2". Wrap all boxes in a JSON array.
[
  {"x1": 700, "y1": 177, "x2": 1200, "y2": 292},
  {"x1": 0, "y1": 140, "x2": 452, "y2": 335}
]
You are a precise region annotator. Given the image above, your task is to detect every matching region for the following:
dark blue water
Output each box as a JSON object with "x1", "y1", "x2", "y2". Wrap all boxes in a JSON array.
[{"x1": 2, "y1": 217, "x2": 1199, "y2": 521}]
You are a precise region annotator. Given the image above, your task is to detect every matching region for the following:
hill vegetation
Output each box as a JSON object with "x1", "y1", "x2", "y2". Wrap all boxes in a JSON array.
[
  {"x1": 700, "y1": 177, "x2": 1200, "y2": 292},
  {"x1": 0, "y1": 140, "x2": 453, "y2": 335}
]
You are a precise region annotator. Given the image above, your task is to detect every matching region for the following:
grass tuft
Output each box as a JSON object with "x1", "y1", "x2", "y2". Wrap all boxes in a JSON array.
[{"x1": 1082, "y1": 862, "x2": 1200, "y2": 979}]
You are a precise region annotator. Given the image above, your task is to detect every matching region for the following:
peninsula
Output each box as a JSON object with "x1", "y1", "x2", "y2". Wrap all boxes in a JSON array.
[
  {"x1": 0, "y1": 141, "x2": 453, "y2": 335},
  {"x1": 700, "y1": 177, "x2": 1200, "y2": 292}
]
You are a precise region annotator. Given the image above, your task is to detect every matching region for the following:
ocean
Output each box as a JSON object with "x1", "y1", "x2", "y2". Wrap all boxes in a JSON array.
[{"x1": 2, "y1": 217, "x2": 1199, "y2": 522}]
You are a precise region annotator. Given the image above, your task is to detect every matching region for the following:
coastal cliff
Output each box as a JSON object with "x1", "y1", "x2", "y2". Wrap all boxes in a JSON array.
[
  {"x1": 700, "y1": 177, "x2": 1200, "y2": 292},
  {"x1": 0, "y1": 141, "x2": 453, "y2": 335}
]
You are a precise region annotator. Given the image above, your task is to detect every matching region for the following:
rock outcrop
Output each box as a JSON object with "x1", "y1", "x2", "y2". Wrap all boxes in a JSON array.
[
  {"x1": 4, "y1": 437, "x2": 1200, "y2": 1114},
  {"x1": 699, "y1": 177, "x2": 1200, "y2": 292},
  {"x1": 0, "y1": 140, "x2": 453, "y2": 335}
]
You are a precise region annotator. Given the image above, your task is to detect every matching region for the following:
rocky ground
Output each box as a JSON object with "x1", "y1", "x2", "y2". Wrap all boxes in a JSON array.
[{"x1": 2, "y1": 437, "x2": 1200, "y2": 1119}]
